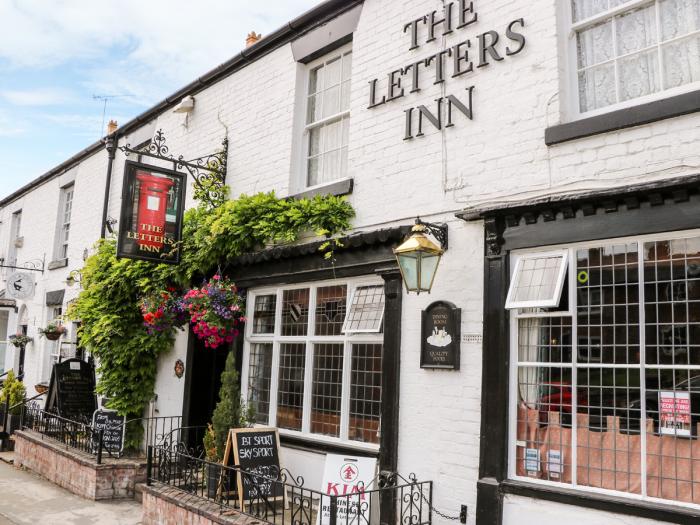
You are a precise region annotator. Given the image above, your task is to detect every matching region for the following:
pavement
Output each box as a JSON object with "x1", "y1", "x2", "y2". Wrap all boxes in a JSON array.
[{"x1": 0, "y1": 459, "x2": 143, "y2": 524}]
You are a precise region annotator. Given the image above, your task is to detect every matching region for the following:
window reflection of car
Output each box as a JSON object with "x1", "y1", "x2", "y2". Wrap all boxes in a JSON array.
[
  {"x1": 537, "y1": 382, "x2": 588, "y2": 426},
  {"x1": 621, "y1": 375, "x2": 700, "y2": 436}
]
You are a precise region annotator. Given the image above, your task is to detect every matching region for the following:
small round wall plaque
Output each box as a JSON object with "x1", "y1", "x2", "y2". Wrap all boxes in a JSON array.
[{"x1": 174, "y1": 359, "x2": 185, "y2": 378}]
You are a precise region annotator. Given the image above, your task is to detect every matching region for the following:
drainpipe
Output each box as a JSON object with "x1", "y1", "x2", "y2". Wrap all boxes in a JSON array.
[{"x1": 100, "y1": 134, "x2": 117, "y2": 238}]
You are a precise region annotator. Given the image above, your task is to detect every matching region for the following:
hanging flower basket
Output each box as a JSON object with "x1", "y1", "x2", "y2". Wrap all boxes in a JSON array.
[
  {"x1": 183, "y1": 274, "x2": 246, "y2": 349},
  {"x1": 140, "y1": 287, "x2": 188, "y2": 335},
  {"x1": 39, "y1": 322, "x2": 66, "y2": 341},
  {"x1": 9, "y1": 334, "x2": 32, "y2": 348}
]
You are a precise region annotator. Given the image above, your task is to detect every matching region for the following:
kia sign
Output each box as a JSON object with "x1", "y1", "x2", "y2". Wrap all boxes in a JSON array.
[
  {"x1": 318, "y1": 454, "x2": 377, "y2": 525},
  {"x1": 117, "y1": 161, "x2": 186, "y2": 264}
]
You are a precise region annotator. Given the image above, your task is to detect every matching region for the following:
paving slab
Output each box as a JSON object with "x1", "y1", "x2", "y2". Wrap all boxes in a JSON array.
[{"x1": 0, "y1": 460, "x2": 142, "y2": 524}]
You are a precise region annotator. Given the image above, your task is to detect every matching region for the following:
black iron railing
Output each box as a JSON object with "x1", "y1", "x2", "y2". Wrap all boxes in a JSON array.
[
  {"x1": 22, "y1": 405, "x2": 113, "y2": 464},
  {"x1": 147, "y1": 443, "x2": 433, "y2": 525}
]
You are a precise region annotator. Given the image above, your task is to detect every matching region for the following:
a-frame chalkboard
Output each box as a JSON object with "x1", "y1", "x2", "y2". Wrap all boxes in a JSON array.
[
  {"x1": 220, "y1": 427, "x2": 284, "y2": 510},
  {"x1": 44, "y1": 358, "x2": 97, "y2": 423}
]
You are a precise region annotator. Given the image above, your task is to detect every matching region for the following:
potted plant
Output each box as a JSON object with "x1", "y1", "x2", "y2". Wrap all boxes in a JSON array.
[
  {"x1": 204, "y1": 350, "x2": 253, "y2": 498},
  {"x1": 0, "y1": 371, "x2": 26, "y2": 434},
  {"x1": 9, "y1": 334, "x2": 32, "y2": 348},
  {"x1": 183, "y1": 275, "x2": 246, "y2": 349},
  {"x1": 38, "y1": 322, "x2": 66, "y2": 341}
]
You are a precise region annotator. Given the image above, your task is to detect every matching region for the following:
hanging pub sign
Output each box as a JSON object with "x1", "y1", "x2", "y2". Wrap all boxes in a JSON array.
[
  {"x1": 117, "y1": 161, "x2": 186, "y2": 264},
  {"x1": 421, "y1": 300, "x2": 461, "y2": 370}
]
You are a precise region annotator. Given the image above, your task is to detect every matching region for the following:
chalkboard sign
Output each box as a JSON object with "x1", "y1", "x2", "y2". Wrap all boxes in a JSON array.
[
  {"x1": 44, "y1": 359, "x2": 97, "y2": 422},
  {"x1": 223, "y1": 427, "x2": 284, "y2": 509},
  {"x1": 421, "y1": 301, "x2": 461, "y2": 370},
  {"x1": 92, "y1": 410, "x2": 125, "y2": 454}
]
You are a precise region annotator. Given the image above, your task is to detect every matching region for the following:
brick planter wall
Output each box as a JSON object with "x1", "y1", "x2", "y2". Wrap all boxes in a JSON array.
[
  {"x1": 141, "y1": 483, "x2": 257, "y2": 525},
  {"x1": 14, "y1": 430, "x2": 146, "y2": 500}
]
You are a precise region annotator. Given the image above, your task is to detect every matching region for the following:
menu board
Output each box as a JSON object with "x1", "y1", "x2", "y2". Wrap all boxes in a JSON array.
[
  {"x1": 92, "y1": 410, "x2": 125, "y2": 453},
  {"x1": 222, "y1": 427, "x2": 284, "y2": 508},
  {"x1": 421, "y1": 301, "x2": 461, "y2": 369},
  {"x1": 45, "y1": 359, "x2": 97, "y2": 423}
]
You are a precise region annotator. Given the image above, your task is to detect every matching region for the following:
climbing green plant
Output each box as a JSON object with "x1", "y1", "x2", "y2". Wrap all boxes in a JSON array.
[{"x1": 68, "y1": 189, "x2": 354, "y2": 445}]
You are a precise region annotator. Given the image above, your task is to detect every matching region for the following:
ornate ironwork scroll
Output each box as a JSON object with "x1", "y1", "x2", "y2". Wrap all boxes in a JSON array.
[{"x1": 118, "y1": 129, "x2": 228, "y2": 208}]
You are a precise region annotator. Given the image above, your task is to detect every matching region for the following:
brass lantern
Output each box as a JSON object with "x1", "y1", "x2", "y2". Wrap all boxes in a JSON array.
[{"x1": 393, "y1": 218, "x2": 447, "y2": 294}]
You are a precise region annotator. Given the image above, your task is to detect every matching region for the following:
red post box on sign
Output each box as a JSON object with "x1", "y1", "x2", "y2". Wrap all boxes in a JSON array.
[{"x1": 135, "y1": 171, "x2": 174, "y2": 253}]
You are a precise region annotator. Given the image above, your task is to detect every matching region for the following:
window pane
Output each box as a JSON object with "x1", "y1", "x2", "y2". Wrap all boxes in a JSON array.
[
  {"x1": 322, "y1": 150, "x2": 340, "y2": 184},
  {"x1": 323, "y1": 85, "x2": 340, "y2": 118},
  {"x1": 324, "y1": 119, "x2": 342, "y2": 151},
  {"x1": 308, "y1": 66, "x2": 322, "y2": 95},
  {"x1": 660, "y1": 0, "x2": 700, "y2": 40},
  {"x1": 576, "y1": 366, "x2": 642, "y2": 492},
  {"x1": 341, "y1": 51, "x2": 352, "y2": 81},
  {"x1": 578, "y1": 63, "x2": 617, "y2": 112},
  {"x1": 252, "y1": 295, "x2": 276, "y2": 334},
  {"x1": 315, "y1": 285, "x2": 347, "y2": 336},
  {"x1": 507, "y1": 253, "x2": 567, "y2": 307},
  {"x1": 325, "y1": 56, "x2": 342, "y2": 86},
  {"x1": 277, "y1": 343, "x2": 306, "y2": 431},
  {"x1": 308, "y1": 126, "x2": 321, "y2": 156},
  {"x1": 572, "y1": 0, "x2": 609, "y2": 23},
  {"x1": 311, "y1": 343, "x2": 344, "y2": 437},
  {"x1": 350, "y1": 343, "x2": 382, "y2": 444},
  {"x1": 577, "y1": 243, "x2": 639, "y2": 365},
  {"x1": 307, "y1": 94, "x2": 320, "y2": 124},
  {"x1": 343, "y1": 285, "x2": 385, "y2": 333},
  {"x1": 662, "y1": 35, "x2": 700, "y2": 88},
  {"x1": 248, "y1": 343, "x2": 273, "y2": 424},
  {"x1": 644, "y1": 236, "x2": 700, "y2": 366},
  {"x1": 307, "y1": 156, "x2": 321, "y2": 187},
  {"x1": 619, "y1": 50, "x2": 660, "y2": 101},
  {"x1": 577, "y1": 21, "x2": 614, "y2": 68},
  {"x1": 518, "y1": 317, "x2": 572, "y2": 364},
  {"x1": 515, "y1": 366, "x2": 573, "y2": 482},
  {"x1": 281, "y1": 288, "x2": 309, "y2": 336},
  {"x1": 616, "y1": 5, "x2": 657, "y2": 55}
]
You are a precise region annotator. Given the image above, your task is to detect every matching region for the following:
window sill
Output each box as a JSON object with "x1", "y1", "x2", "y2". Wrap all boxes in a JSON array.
[
  {"x1": 545, "y1": 89, "x2": 700, "y2": 146},
  {"x1": 279, "y1": 432, "x2": 380, "y2": 457},
  {"x1": 501, "y1": 479, "x2": 700, "y2": 523},
  {"x1": 289, "y1": 178, "x2": 353, "y2": 200},
  {"x1": 47, "y1": 259, "x2": 68, "y2": 271}
]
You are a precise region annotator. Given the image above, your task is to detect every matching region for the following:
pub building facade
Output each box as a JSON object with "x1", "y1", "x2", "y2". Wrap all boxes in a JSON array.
[{"x1": 0, "y1": 0, "x2": 699, "y2": 524}]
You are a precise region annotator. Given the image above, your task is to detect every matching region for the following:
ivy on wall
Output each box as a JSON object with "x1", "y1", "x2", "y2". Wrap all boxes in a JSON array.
[{"x1": 68, "y1": 189, "x2": 354, "y2": 436}]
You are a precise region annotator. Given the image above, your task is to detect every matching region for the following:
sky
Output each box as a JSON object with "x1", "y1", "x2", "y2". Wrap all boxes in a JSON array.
[{"x1": 0, "y1": 0, "x2": 320, "y2": 200}]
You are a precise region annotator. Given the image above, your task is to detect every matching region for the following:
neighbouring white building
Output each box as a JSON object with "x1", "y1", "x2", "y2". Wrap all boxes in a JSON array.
[{"x1": 1, "y1": 1, "x2": 700, "y2": 524}]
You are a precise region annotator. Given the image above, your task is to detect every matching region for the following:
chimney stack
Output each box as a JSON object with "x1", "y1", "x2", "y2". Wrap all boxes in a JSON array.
[
  {"x1": 107, "y1": 119, "x2": 118, "y2": 135},
  {"x1": 246, "y1": 31, "x2": 261, "y2": 47}
]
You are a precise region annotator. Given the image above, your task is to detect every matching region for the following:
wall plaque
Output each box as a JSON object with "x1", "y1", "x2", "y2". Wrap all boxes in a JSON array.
[{"x1": 421, "y1": 300, "x2": 461, "y2": 370}]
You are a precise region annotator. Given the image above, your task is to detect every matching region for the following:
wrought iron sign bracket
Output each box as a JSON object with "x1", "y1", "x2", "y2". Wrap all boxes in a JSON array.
[
  {"x1": 0, "y1": 257, "x2": 45, "y2": 273},
  {"x1": 415, "y1": 217, "x2": 448, "y2": 250},
  {"x1": 117, "y1": 129, "x2": 228, "y2": 207}
]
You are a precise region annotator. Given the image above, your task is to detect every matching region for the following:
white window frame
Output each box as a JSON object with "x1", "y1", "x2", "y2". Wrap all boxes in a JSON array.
[
  {"x1": 54, "y1": 184, "x2": 74, "y2": 261},
  {"x1": 7, "y1": 210, "x2": 22, "y2": 267},
  {"x1": 505, "y1": 250, "x2": 569, "y2": 310},
  {"x1": 242, "y1": 276, "x2": 383, "y2": 452},
  {"x1": 507, "y1": 227, "x2": 700, "y2": 509},
  {"x1": 300, "y1": 43, "x2": 353, "y2": 191},
  {"x1": 342, "y1": 285, "x2": 385, "y2": 334},
  {"x1": 562, "y1": 0, "x2": 700, "y2": 120}
]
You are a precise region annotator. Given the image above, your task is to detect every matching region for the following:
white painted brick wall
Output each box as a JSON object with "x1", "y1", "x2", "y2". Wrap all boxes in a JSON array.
[{"x1": 1, "y1": 1, "x2": 696, "y2": 523}]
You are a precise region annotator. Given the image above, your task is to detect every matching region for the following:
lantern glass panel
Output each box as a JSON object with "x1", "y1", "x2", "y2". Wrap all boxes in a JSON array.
[
  {"x1": 397, "y1": 252, "x2": 419, "y2": 291},
  {"x1": 419, "y1": 253, "x2": 441, "y2": 291}
]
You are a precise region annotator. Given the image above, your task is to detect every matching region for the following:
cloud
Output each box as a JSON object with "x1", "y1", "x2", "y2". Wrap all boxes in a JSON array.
[
  {"x1": 0, "y1": 1, "x2": 320, "y2": 80},
  {"x1": 0, "y1": 110, "x2": 26, "y2": 136},
  {"x1": 0, "y1": 88, "x2": 73, "y2": 106}
]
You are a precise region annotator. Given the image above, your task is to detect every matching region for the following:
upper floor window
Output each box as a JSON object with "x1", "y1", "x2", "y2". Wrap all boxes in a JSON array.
[
  {"x1": 7, "y1": 210, "x2": 22, "y2": 266},
  {"x1": 304, "y1": 45, "x2": 352, "y2": 188},
  {"x1": 570, "y1": 0, "x2": 700, "y2": 115},
  {"x1": 55, "y1": 185, "x2": 73, "y2": 260}
]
